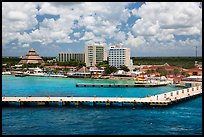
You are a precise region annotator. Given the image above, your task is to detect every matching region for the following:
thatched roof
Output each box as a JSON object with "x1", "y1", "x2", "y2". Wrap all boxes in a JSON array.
[
  {"x1": 77, "y1": 66, "x2": 90, "y2": 73},
  {"x1": 19, "y1": 48, "x2": 45, "y2": 64}
]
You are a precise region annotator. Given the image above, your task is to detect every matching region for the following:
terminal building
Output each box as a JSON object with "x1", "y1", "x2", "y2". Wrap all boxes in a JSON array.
[
  {"x1": 58, "y1": 53, "x2": 85, "y2": 62},
  {"x1": 180, "y1": 76, "x2": 202, "y2": 87},
  {"x1": 84, "y1": 44, "x2": 107, "y2": 67},
  {"x1": 108, "y1": 45, "x2": 132, "y2": 70}
]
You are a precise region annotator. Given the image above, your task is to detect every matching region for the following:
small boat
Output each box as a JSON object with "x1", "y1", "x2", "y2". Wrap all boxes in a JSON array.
[
  {"x1": 15, "y1": 72, "x2": 25, "y2": 77},
  {"x1": 2, "y1": 71, "x2": 11, "y2": 75},
  {"x1": 67, "y1": 72, "x2": 91, "y2": 78}
]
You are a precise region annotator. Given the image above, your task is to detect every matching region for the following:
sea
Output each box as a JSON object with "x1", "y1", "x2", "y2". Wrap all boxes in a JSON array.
[{"x1": 2, "y1": 75, "x2": 202, "y2": 135}]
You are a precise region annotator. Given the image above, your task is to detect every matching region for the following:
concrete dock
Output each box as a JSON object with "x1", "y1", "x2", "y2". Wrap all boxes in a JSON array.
[
  {"x1": 2, "y1": 86, "x2": 202, "y2": 107},
  {"x1": 76, "y1": 83, "x2": 167, "y2": 87}
]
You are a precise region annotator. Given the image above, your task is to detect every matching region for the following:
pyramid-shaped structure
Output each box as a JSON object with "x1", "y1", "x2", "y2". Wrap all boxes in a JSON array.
[
  {"x1": 76, "y1": 66, "x2": 90, "y2": 73},
  {"x1": 19, "y1": 48, "x2": 45, "y2": 64}
]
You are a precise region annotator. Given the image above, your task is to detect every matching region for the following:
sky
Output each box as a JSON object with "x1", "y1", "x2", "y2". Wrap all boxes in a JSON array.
[{"x1": 2, "y1": 2, "x2": 202, "y2": 57}]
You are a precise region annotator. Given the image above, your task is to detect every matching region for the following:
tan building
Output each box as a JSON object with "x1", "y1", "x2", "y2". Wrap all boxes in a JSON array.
[
  {"x1": 58, "y1": 52, "x2": 85, "y2": 62},
  {"x1": 85, "y1": 44, "x2": 107, "y2": 67},
  {"x1": 19, "y1": 48, "x2": 45, "y2": 64},
  {"x1": 182, "y1": 68, "x2": 202, "y2": 76}
]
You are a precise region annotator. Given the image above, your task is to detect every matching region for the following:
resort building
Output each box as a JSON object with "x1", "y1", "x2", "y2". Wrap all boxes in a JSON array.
[
  {"x1": 19, "y1": 48, "x2": 45, "y2": 65},
  {"x1": 85, "y1": 44, "x2": 107, "y2": 67},
  {"x1": 108, "y1": 45, "x2": 131, "y2": 70},
  {"x1": 58, "y1": 53, "x2": 85, "y2": 62}
]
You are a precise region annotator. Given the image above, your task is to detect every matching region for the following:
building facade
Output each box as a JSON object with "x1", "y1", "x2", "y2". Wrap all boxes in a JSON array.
[
  {"x1": 108, "y1": 45, "x2": 131, "y2": 69},
  {"x1": 58, "y1": 53, "x2": 85, "y2": 62},
  {"x1": 85, "y1": 44, "x2": 107, "y2": 67}
]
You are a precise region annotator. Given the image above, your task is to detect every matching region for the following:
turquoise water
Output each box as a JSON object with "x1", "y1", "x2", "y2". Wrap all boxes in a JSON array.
[
  {"x1": 2, "y1": 75, "x2": 182, "y2": 97},
  {"x1": 2, "y1": 75, "x2": 202, "y2": 135}
]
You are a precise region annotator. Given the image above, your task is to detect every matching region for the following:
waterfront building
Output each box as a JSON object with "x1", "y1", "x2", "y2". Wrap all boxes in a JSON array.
[
  {"x1": 58, "y1": 53, "x2": 85, "y2": 62},
  {"x1": 85, "y1": 44, "x2": 107, "y2": 67},
  {"x1": 19, "y1": 48, "x2": 45, "y2": 64},
  {"x1": 108, "y1": 45, "x2": 131, "y2": 70},
  {"x1": 180, "y1": 76, "x2": 202, "y2": 87},
  {"x1": 89, "y1": 67, "x2": 104, "y2": 77},
  {"x1": 45, "y1": 66, "x2": 77, "y2": 72},
  {"x1": 67, "y1": 66, "x2": 91, "y2": 78}
]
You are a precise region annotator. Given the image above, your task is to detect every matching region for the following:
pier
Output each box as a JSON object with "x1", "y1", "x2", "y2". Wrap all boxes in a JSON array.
[
  {"x1": 76, "y1": 83, "x2": 167, "y2": 87},
  {"x1": 2, "y1": 86, "x2": 202, "y2": 107}
]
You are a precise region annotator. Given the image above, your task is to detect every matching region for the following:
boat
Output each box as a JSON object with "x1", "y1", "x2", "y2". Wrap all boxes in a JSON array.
[
  {"x1": 28, "y1": 72, "x2": 47, "y2": 77},
  {"x1": 2, "y1": 71, "x2": 11, "y2": 75},
  {"x1": 67, "y1": 72, "x2": 91, "y2": 78},
  {"x1": 15, "y1": 72, "x2": 26, "y2": 77}
]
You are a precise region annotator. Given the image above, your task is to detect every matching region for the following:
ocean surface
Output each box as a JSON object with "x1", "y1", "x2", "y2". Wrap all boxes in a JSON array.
[{"x1": 2, "y1": 75, "x2": 202, "y2": 135}]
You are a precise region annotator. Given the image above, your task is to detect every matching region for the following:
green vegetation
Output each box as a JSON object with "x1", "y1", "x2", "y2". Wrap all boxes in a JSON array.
[
  {"x1": 2, "y1": 57, "x2": 21, "y2": 66},
  {"x1": 104, "y1": 65, "x2": 117, "y2": 75},
  {"x1": 120, "y1": 65, "x2": 130, "y2": 72},
  {"x1": 56, "y1": 60, "x2": 85, "y2": 67},
  {"x1": 131, "y1": 56, "x2": 202, "y2": 69},
  {"x1": 96, "y1": 61, "x2": 108, "y2": 68},
  {"x1": 41, "y1": 57, "x2": 56, "y2": 62}
]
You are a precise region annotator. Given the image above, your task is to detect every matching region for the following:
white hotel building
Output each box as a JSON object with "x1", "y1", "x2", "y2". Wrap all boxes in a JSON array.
[
  {"x1": 85, "y1": 44, "x2": 107, "y2": 67},
  {"x1": 108, "y1": 45, "x2": 132, "y2": 70}
]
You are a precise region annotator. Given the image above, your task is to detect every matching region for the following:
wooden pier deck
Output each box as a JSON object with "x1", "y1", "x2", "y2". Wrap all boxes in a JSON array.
[
  {"x1": 76, "y1": 83, "x2": 167, "y2": 87},
  {"x1": 2, "y1": 86, "x2": 202, "y2": 107}
]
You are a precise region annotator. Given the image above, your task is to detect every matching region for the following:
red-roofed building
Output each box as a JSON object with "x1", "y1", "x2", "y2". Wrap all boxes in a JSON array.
[
  {"x1": 163, "y1": 66, "x2": 182, "y2": 71},
  {"x1": 183, "y1": 68, "x2": 202, "y2": 76},
  {"x1": 140, "y1": 66, "x2": 160, "y2": 72},
  {"x1": 141, "y1": 65, "x2": 182, "y2": 72}
]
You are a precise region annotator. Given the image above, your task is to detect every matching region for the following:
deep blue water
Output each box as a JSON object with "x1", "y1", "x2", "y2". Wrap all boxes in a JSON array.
[{"x1": 2, "y1": 75, "x2": 202, "y2": 135}]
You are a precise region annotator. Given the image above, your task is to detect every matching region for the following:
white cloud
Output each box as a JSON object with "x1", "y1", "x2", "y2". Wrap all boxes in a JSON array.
[
  {"x1": 79, "y1": 31, "x2": 95, "y2": 41},
  {"x1": 2, "y1": 2, "x2": 38, "y2": 45},
  {"x1": 135, "y1": 2, "x2": 201, "y2": 33},
  {"x1": 131, "y1": 2, "x2": 202, "y2": 49},
  {"x1": 3, "y1": 2, "x2": 130, "y2": 47},
  {"x1": 73, "y1": 32, "x2": 81, "y2": 38},
  {"x1": 114, "y1": 31, "x2": 126, "y2": 42},
  {"x1": 124, "y1": 32, "x2": 145, "y2": 48},
  {"x1": 2, "y1": 2, "x2": 202, "y2": 57},
  {"x1": 21, "y1": 43, "x2": 30, "y2": 48}
]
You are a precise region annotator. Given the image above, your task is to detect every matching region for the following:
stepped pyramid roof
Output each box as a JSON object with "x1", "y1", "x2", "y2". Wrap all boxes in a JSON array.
[
  {"x1": 19, "y1": 48, "x2": 45, "y2": 64},
  {"x1": 76, "y1": 66, "x2": 90, "y2": 73}
]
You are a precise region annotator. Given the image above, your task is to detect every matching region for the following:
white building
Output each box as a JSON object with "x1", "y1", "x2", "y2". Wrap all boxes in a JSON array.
[
  {"x1": 108, "y1": 45, "x2": 131, "y2": 70},
  {"x1": 85, "y1": 44, "x2": 107, "y2": 67},
  {"x1": 58, "y1": 53, "x2": 85, "y2": 62}
]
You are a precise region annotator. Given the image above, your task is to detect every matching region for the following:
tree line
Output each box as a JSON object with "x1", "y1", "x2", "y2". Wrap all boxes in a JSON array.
[{"x1": 131, "y1": 56, "x2": 202, "y2": 69}]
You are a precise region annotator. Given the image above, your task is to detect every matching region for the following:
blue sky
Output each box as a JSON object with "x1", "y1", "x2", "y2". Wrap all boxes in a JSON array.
[{"x1": 2, "y1": 2, "x2": 202, "y2": 57}]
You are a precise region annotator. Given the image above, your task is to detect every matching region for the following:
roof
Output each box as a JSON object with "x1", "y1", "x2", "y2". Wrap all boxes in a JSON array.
[
  {"x1": 19, "y1": 48, "x2": 44, "y2": 64},
  {"x1": 163, "y1": 66, "x2": 181, "y2": 70},
  {"x1": 185, "y1": 68, "x2": 202, "y2": 72},
  {"x1": 142, "y1": 66, "x2": 160, "y2": 70},
  {"x1": 77, "y1": 66, "x2": 90, "y2": 73}
]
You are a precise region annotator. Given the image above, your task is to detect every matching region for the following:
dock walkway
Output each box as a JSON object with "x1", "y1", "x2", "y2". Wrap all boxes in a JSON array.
[
  {"x1": 2, "y1": 86, "x2": 202, "y2": 107},
  {"x1": 76, "y1": 83, "x2": 167, "y2": 87}
]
